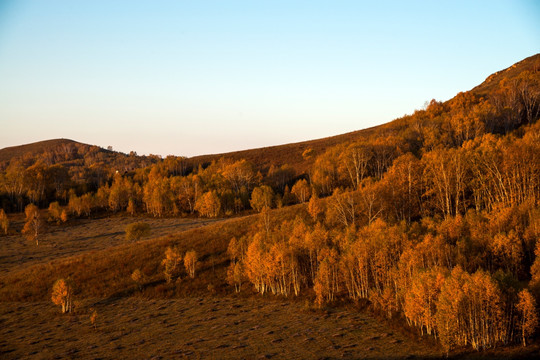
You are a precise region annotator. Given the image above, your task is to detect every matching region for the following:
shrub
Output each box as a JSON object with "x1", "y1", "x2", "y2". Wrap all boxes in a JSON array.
[
  {"x1": 60, "y1": 209, "x2": 69, "y2": 223},
  {"x1": 125, "y1": 222, "x2": 151, "y2": 241},
  {"x1": 131, "y1": 269, "x2": 144, "y2": 290},
  {"x1": 48, "y1": 202, "x2": 62, "y2": 223}
]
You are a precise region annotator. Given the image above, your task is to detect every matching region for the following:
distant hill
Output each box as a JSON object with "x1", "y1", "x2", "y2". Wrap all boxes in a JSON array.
[
  {"x1": 0, "y1": 139, "x2": 84, "y2": 163},
  {"x1": 0, "y1": 137, "x2": 158, "y2": 178},
  {"x1": 188, "y1": 125, "x2": 381, "y2": 174}
]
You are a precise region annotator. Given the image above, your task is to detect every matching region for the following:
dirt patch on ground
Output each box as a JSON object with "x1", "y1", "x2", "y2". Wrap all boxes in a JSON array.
[
  {"x1": 0, "y1": 297, "x2": 443, "y2": 360},
  {"x1": 0, "y1": 216, "x2": 222, "y2": 274}
]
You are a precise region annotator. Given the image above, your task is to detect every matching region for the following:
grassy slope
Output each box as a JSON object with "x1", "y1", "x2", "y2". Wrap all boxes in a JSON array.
[
  {"x1": 0, "y1": 138, "x2": 82, "y2": 163},
  {"x1": 0, "y1": 297, "x2": 444, "y2": 360},
  {"x1": 187, "y1": 126, "x2": 381, "y2": 174},
  {"x1": 0, "y1": 206, "x2": 446, "y2": 359},
  {"x1": 0, "y1": 203, "x2": 313, "y2": 303},
  {"x1": 470, "y1": 53, "x2": 540, "y2": 97},
  {"x1": 0, "y1": 214, "x2": 223, "y2": 274},
  {"x1": 0, "y1": 210, "x2": 273, "y2": 302}
]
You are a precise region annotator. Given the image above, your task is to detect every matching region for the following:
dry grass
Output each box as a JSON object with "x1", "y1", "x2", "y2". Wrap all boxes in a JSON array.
[
  {"x1": 0, "y1": 212, "x2": 262, "y2": 302},
  {"x1": 0, "y1": 139, "x2": 80, "y2": 163},
  {"x1": 187, "y1": 126, "x2": 381, "y2": 174},
  {"x1": 470, "y1": 53, "x2": 540, "y2": 97},
  {"x1": 0, "y1": 215, "x2": 222, "y2": 274},
  {"x1": 0, "y1": 297, "x2": 444, "y2": 360},
  {"x1": 1, "y1": 206, "x2": 539, "y2": 359},
  {"x1": 0, "y1": 205, "x2": 310, "y2": 302}
]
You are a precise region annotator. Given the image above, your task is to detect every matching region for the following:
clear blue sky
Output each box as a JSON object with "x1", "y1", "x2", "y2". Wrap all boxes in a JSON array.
[{"x1": 0, "y1": 1, "x2": 538, "y2": 157}]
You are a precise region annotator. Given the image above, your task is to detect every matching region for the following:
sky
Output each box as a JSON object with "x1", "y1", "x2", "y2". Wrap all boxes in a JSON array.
[{"x1": 0, "y1": 1, "x2": 538, "y2": 157}]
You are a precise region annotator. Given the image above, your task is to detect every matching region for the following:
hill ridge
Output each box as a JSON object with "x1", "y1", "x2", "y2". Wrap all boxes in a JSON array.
[{"x1": 2, "y1": 53, "x2": 538, "y2": 170}]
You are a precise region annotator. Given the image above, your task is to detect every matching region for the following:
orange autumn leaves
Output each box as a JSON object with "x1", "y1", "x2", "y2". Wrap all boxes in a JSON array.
[
  {"x1": 161, "y1": 247, "x2": 198, "y2": 283},
  {"x1": 226, "y1": 202, "x2": 540, "y2": 351}
]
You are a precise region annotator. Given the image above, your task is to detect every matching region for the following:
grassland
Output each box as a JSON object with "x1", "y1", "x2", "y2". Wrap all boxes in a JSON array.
[
  {"x1": 0, "y1": 214, "x2": 222, "y2": 274},
  {"x1": 0, "y1": 297, "x2": 444, "y2": 360}
]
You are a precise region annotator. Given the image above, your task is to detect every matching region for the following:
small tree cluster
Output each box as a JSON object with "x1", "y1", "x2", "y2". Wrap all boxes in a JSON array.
[
  {"x1": 48, "y1": 201, "x2": 62, "y2": 223},
  {"x1": 161, "y1": 247, "x2": 199, "y2": 282},
  {"x1": 195, "y1": 191, "x2": 221, "y2": 218}
]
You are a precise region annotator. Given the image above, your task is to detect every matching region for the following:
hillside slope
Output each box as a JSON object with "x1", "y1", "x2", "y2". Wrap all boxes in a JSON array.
[
  {"x1": 471, "y1": 53, "x2": 540, "y2": 96},
  {"x1": 188, "y1": 125, "x2": 381, "y2": 174},
  {"x1": 0, "y1": 139, "x2": 83, "y2": 163}
]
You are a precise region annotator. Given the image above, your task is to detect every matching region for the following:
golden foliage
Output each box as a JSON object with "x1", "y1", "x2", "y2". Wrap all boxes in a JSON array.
[
  {"x1": 22, "y1": 203, "x2": 43, "y2": 245},
  {"x1": 90, "y1": 309, "x2": 98, "y2": 329},
  {"x1": 517, "y1": 289, "x2": 538, "y2": 346},
  {"x1": 195, "y1": 191, "x2": 221, "y2": 218},
  {"x1": 184, "y1": 250, "x2": 198, "y2": 278},
  {"x1": 48, "y1": 201, "x2": 62, "y2": 223},
  {"x1": 162, "y1": 247, "x2": 183, "y2": 283},
  {"x1": 435, "y1": 267, "x2": 505, "y2": 351},
  {"x1": 250, "y1": 185, "x2": 274, "y2": 212},
  {"x1": 51, "y1": 278, "x2": 73, "y2": 314},
  {"x1": 226, "y1": 262, "x2": 243, "y2": 293},
  {"x1": 0, "y1": 209, "x2": 9, "y2": 235},
  {"x1": 131, "y1": 269, "x2": 144, "y2": 290},
  {"x1": 291, "y1": 179, "x2": 311, "y2": 204},
  {"x1": 60, "y1": 209, "x2": 68, "y2": 223}
]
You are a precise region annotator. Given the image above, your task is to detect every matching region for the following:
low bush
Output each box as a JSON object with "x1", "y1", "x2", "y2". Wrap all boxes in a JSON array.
[{"x1": 125, "y1": 222, "x2": 151, "y2": 241}]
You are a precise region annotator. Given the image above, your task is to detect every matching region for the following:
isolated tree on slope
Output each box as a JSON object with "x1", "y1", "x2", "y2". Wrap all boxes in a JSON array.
[
  {"x1": 51, "y1": 278, "x2": 73, "y2": 314},
  {"x1": 184, "y1": 250, "x2": 198, "y2": 278},
  {"x1": 0, "y1": 209, "x2": 9, "y2": 235},
  {"x1": 22, "y1": 204, "x2": 44, "y2": 245},
  {"x1": 131, "y1": 269, "x2": 144, "y2": 291},
  {"x1": 162, "y1": 247, "x2": 182, "y2": 283}
]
